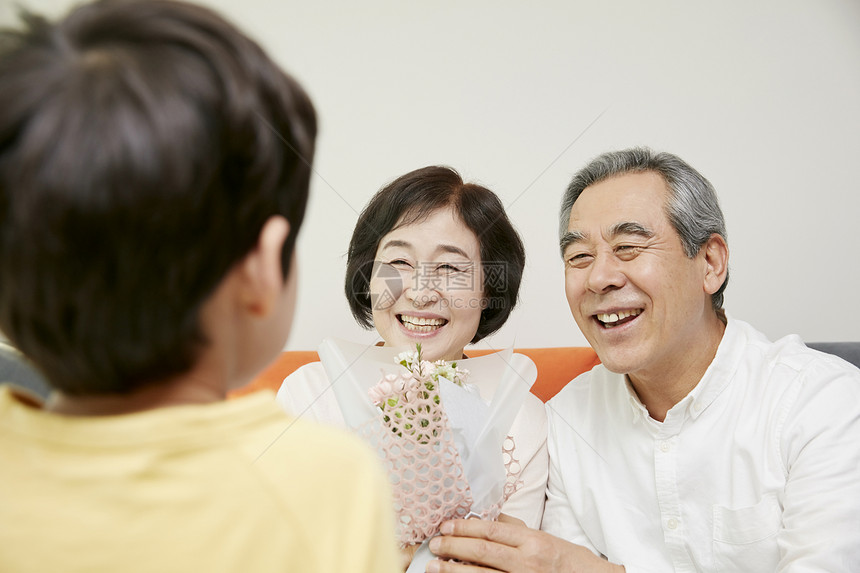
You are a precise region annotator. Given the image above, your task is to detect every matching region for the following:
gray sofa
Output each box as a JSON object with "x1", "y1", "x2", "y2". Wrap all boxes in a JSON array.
[
  {"x1": 806, "y1": 342, "x2": 860, "y2": 370},
  {"x1": 0, "y1": 342, "x2": 51, "y2": 399}
]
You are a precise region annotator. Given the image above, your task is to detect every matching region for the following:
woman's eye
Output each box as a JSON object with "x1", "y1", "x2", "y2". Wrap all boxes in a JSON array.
[
  {"x1": 436, "y1": 263, "x2": 465, "y2": 273},
  {"x1": 388, "y1": 259, "x2": 412, "y2": 268}
]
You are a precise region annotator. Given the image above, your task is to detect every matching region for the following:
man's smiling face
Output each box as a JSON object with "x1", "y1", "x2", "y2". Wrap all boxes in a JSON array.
[{"x1": 561, "y1": 171, "x2": 715, "y2": 384}]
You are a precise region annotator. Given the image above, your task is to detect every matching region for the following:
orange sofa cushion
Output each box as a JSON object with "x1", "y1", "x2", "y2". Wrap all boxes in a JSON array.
[{"x1": 230, "y1": 347, "x2": 600, "y2": 403}]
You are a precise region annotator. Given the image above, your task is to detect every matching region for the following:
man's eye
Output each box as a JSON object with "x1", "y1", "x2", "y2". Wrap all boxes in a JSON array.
[
  {"x1": 566, "y1": 253, "x2": 592, "y2": 268},
  {"x1": 615, "y1": 245, "x2": 642, "y2": 259}
]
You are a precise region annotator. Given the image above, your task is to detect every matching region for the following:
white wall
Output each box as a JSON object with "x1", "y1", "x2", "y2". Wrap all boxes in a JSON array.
[{"x1": 4, "y1": 0, "x2": 859, "y2": 350}]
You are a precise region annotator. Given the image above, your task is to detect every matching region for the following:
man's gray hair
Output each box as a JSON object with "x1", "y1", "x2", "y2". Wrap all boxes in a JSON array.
[{"x1": 559, "y1": 147, "x2": 729, "y2": 310}]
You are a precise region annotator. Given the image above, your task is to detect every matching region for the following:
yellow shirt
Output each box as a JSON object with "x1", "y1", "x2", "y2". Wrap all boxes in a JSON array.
[{"x1": 0, "y1": 385, "x2": 400, "y2": 573}]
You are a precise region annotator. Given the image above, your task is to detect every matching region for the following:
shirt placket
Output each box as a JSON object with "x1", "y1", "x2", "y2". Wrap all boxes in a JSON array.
[{"x1": 654, "y1": 409, "x2": 697, "y2": 573}]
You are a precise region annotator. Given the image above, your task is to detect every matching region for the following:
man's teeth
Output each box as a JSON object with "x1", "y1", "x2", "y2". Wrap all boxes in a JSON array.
[
  {"x1": 400, "y1": 315, "x2": 446, "y2": 332},
  {"x1": 597, "y1": 309, "x2": 642, "y2": 326}
]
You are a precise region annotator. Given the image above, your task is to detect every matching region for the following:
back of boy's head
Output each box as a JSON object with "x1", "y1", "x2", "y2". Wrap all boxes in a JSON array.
[{"x1": 0, "y1": 0, "x2": 317, "y2": 395}]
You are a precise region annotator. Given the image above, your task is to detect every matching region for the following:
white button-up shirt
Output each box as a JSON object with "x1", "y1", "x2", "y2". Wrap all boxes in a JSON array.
[{"x1": 542, "y1": 318, "x2": 860, "y2": 572}]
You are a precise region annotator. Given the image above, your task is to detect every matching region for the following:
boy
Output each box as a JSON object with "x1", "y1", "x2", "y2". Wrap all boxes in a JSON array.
[{"x1": 0, "y1": 1, "x2": 399, "y2": 571}]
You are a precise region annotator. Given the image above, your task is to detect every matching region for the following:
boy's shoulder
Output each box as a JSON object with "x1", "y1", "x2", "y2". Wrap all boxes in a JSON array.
[
  {"x1": 235, "y1": 391, "x2": 387, "y2": 492},
  {"x1": 248, "y1": 400, "x2": 381, "y2": 473}
]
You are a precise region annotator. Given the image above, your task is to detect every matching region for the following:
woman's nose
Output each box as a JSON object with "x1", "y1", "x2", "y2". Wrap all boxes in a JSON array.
[{"x1": 404, "y1": 265, "x2": 441, "y2": 306}]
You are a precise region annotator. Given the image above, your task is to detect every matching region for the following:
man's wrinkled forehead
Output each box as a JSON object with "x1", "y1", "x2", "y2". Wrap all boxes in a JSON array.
[{"x1": 560, "y1": 171, "x2": 669, "y2": 254}]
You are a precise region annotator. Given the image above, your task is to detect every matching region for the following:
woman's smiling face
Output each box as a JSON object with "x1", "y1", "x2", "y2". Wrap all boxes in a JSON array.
[{"x1": 370, "y1": 206, "x2": 484, "y2": 362}]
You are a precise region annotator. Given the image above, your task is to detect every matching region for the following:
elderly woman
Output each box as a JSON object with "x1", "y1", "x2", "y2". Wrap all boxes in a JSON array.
[{"x1": 277, "y1": 165, "x2": 547, "y2": 530}]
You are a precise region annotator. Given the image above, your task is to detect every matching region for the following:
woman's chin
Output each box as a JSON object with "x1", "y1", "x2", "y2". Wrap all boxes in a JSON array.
[
  {"x1": 385, "y1": 334, "x2": 462, "y2": 362},
  {"x1": 417, "y1": 341, "x2": 467, "y2": 363}
]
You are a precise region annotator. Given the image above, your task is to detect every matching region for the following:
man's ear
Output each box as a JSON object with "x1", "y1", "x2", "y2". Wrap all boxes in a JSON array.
[
  {"x1": 701, "y1": 233, "x2": 729, "y2": 296},
  {"x1": 238, "y1": 215, "x2": 290, "y2": 318}
]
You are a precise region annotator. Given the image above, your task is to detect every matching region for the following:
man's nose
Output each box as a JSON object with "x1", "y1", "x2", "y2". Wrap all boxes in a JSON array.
[{"x1": 585, "y1": 254, "x2": 626, "y2": 293}]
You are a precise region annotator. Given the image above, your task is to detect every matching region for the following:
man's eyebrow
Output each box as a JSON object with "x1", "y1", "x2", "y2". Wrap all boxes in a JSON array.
[
  {"x1": 559, "y1": 230, "x2": 586, "y2": 256},
  {"x1": 609, "y1": 221, "x2": 653, "y2": 239},
  {"x1": 559, "y1": 223, "x2": 652, "y2": 257}
]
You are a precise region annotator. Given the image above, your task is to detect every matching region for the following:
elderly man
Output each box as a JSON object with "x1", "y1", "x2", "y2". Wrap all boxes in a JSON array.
[{"x1": 427, "y1": 148, "x2": 860, "y2": 572}]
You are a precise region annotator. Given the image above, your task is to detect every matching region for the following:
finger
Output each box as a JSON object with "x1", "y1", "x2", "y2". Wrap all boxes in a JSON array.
[
  {"x1": 400, "y1": 544, "x2": 418, "y2": 571},
  {"x1": 441, "y1": 518, "x2": 529, "y2": 547},
  {"x1": 426, "y1": 557, "x2": 503, "y2": 573},
  {"x1": 429, "y1": 530, "x2": 518, "y2": 571},
  {"x1": 497, "y1": 513, "x2": 526, "y2": 527}
]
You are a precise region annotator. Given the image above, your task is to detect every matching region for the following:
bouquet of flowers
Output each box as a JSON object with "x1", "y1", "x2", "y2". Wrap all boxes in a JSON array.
[
  {"x1": 317, "y1": 338, "x2": 537, "y2": 571},
  {"x1": 370, "y1": 346, "x2": 470, "y2": 442},
  {"x1": 367, "y1": 345, "x2": 478, "y2": 545}
]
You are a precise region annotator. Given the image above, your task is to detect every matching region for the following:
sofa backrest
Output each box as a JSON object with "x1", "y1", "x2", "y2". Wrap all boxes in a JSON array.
[
  {"x1": 5, "y1": 341, "x2": 857, "y2": 403},
  {"x1": 229, "y1": 347, "x2": 603, "y2": 403},
  {"x1": 807, "y1": 342, "x2": 860, "y2": 370},
  {"x1": 0, "y1": 341, "x2": 51, "y2": 399},
  {"x1": 232, "y1": 342, "x2": 860, "y2": 404}
]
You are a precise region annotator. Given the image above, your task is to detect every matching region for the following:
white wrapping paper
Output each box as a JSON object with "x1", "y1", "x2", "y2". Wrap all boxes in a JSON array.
[{"x1": 317, "y1": 338, "x2": 537, "y2": 571}]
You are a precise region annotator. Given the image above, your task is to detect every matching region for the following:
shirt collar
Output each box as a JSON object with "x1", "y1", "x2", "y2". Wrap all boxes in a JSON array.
[
  {"x1": 685, "y1": 314, "x2": 745, "y2": 420},
  {"x1": 622, "y1": 314, "x2": 744, "y2": 424},
  {"x1": 624, "y1": 375, "x2": 649, "y2": 423}
]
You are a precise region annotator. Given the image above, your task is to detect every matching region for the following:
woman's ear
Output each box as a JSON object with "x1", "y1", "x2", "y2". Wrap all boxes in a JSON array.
[
  {"x1": 238, "y1": 215, "x2": 290, "y2": 317},
  {"x1": 702, "y1": 233, "x2": 729, "y2": 297}
]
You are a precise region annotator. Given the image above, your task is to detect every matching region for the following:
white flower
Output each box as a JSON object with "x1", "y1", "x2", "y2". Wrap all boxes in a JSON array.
[
  {"x1": 396, "y1": 350, "x2": 416, "y2": 365},
  {"x1": 433, "y1": 363, "x2": 456, "y2": 383},
  {"x1": 453, "y1": 366, "x2": 469, "y2": 386}
]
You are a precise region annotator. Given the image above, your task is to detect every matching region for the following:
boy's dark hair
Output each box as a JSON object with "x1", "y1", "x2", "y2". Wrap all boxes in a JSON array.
[
  {"x1": 345, "y1": 166, "x2": 525, "y2": 344},
  {"x1": 0, "y1": 0, "x2": 316, "y2": 395}
]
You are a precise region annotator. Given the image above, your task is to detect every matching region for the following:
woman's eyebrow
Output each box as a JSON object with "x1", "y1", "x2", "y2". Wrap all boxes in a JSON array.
[
  {"x1": 435, "y1": 244, "x2": 470, "y2": 258},
  {"x1": 378, "y1": 239, "x2": 411, "y2": 251},
  {"x1": 380, "y1": 240, "x2": 471, "y2": 259}
]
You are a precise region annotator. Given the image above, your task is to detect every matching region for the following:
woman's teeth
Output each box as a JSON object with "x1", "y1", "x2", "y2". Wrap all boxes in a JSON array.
[
  {"x1": 597, "y1": 309, "x2": 642, "y2": 327},
  {"x1": 400, "y1": 315, "x2": 446, "y2": 332}
]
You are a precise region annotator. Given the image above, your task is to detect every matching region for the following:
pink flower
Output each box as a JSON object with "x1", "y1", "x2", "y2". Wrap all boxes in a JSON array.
[{"x1": 368, "y1": 373, "x2": 410, "y2": 405}]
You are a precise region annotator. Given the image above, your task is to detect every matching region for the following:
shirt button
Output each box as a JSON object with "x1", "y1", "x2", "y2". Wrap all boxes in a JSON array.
[
  {"x1": 693, "y1": 402, "x2": 703, "y2": 413},
  {"x1": 667, "y1": 518, "x2": 679, "y2": 530},
  {"x1": 659, "y1": 441, "x2": 670, "y2": 453}
]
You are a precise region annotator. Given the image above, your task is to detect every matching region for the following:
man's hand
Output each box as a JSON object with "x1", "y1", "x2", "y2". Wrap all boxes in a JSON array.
[{"x1": 425, "y1": 514, "x2": 623, "y2": 573}]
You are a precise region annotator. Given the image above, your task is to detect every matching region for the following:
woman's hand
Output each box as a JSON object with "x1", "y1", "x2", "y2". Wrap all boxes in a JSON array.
[{"x1": 425, "y1": 514, "x2": 624, "y2": 573}]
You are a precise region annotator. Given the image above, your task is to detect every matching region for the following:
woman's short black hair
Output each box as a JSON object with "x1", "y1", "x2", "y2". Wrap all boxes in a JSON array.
[
  {"x1": 345, "y1": 166, "x2": 525, "y2": 344},
  {"x1": 0, "y1": 0, "x2": 316, "y2": 394}
]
